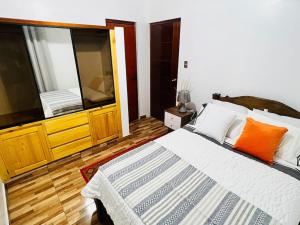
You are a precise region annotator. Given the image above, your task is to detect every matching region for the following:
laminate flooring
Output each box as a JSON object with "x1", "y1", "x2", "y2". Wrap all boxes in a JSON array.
[{"x1": 6, "y1": 117, "x2": 168, "y2": 225}]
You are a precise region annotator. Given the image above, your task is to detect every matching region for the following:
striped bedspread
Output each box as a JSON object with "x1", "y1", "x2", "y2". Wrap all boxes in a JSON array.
[
  {"x1": 40, "y1": 89, "x2": 83, "y2": 116},
  {"x1": 100, "y1": 142, "x2": 281, "y2": 225}
]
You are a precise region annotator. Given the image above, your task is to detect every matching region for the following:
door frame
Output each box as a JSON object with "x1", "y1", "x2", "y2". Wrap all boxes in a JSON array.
[
  {"x1": 150, "y1": 18, "x2": 181, "y2": 120},
  {"x1": 106, "y1": 19, "x2": 139, "y2": 122},
  {"x1": 150, "y1": 17, "x2": 181, "y2": 25},
  {"x1": 106, "y1": 19, "x2": 135, "y2": 26}
]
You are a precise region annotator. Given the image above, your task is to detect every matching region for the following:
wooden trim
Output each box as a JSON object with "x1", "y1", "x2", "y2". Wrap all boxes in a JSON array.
[
  {"x1": 150, "y1": 18, "x2": 181, "y2": 25},
  {"x1": 0, "y1": 154, "x2": 9, "y2": 181},
  {"x1": 213, "y1": 93, "x2": 300, "y2": 119},
  {"x1": 0, "y1": 17, "x2": 112, "y2": 29},
  {"x1": 110, "y1": 30, "x2": 123, "y2": 137},
  {"x1": 106, "y1": 19, "x2": 135, "y2": 26}
]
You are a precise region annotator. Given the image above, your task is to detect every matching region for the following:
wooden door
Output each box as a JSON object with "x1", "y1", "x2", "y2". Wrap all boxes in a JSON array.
[
  {"x1": 90, "y1": 107, "x2": 119, "y2": 145},
  {"x1": 0, "y1": 126, "x2": 50, "y2": 176},
  {"x1": 106, "y1": 19, "x2": 139, "y2": 122},
  {"x1": 150, "y1": 18, "x2": 181, "y2": 121}
]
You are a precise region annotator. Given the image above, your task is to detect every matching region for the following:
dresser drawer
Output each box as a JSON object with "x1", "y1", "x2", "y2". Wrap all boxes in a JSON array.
[
  {"x1": 164, "y1": 112, "x2": 181, "y2": 130},
  {"x1": 52, "y1": 137, "x2": 92, "y2": 160},
  {"x1": 45, "y1": 112, "x2": 89, "y2": 134},
  {"x1": 48, "y1": 124, "x2": 91, "y2": 148}
]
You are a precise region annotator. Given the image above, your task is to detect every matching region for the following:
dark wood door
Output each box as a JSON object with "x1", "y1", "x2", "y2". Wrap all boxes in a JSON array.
[
  {"x1": 106, "y1": 19, "x2": 139, "y2": 122},
  {"x1": 150, "y1": 18, "x2": 181, "y2": 121}
]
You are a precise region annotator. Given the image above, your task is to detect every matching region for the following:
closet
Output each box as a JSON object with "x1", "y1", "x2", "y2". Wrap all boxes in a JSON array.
[{"x1": 0, "y1": 18, "x2": 122, "y2": 181}]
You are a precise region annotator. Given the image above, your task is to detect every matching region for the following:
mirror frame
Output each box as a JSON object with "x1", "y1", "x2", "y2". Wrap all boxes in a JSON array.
[{"x1": 0, "y1": 17, "x2": 113, "y2": 30}]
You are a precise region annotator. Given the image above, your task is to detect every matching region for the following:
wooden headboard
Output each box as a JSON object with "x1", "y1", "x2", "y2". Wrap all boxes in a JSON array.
[{"x1": 212, "y1": 93, "x2": 300, "y2": 119}]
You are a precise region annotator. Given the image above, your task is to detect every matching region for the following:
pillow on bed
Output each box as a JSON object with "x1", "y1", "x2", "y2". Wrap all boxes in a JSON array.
[
  {"x1": 89, "y1": 76, "x2": 104, "y2": 91},
  {"x1": 211, "y1": 99, "x2": 248, "y2": 115},
  {"x1": 249, "y1": 110, "x2": 300, "y2": 166},
  {"x1": 208, "y1": 102, "x2": 246, "y2": 140},
  {"x1": 194, "y1": 103, "x2": 236, "y2": 143},
  {"x1": 226, "y1": 119, "x2": 246, "y2": 140},
  {"x1": 234, "y1": 118, "x2": 288, "y2": 164},
  {"x1": 253, "y1": 109, "x2": 300, "y2": 128}
]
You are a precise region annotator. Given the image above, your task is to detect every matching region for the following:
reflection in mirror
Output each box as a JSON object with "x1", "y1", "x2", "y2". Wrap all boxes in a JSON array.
[
  {"x1": 71, "y1": 29, "x2": 115, "y2": 109},
  {"x1": 23, "y1": 26, "x2": 83, "y2": 118},
  {"x1": 0, "y1": 24, "x2": 44, "y2": 128}
]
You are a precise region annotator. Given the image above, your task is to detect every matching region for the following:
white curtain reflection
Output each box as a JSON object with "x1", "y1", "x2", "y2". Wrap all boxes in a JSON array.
[{"x1": 23, "y1": 26, "x2": 55, "y2": 92}]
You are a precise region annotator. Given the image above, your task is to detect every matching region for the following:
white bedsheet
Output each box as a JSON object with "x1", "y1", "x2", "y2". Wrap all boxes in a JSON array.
[
  {"x1": 82, "y1": 128, "x2": 300, "y2": 225},
  {"x1": 40, "y1": 88, "x2": 82, "y2": 118}
]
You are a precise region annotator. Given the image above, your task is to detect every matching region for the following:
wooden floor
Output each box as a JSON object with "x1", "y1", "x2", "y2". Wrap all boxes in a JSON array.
[{"x1": 5, "y1": 117, "x2": 168, "y2": 225}]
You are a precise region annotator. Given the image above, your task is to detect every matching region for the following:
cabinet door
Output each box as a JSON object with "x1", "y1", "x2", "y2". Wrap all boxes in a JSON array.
[
  {"x1": 90, "y1": 108, "x2": 119, "y2": 145},
  {"x1": 0, "y1": 126, "x2": 49, "y2": 176}
]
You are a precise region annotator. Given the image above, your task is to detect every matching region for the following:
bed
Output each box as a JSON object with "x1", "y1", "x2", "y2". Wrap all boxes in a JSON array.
[
  {"x1": 82, "y1": 94, "x2": 300, "y2": 225},
  {"x1": 40, "y1": 88, "x2": 83, "y2": 117},
  {"x1": 82, "y1": 86, "x2": 114, "y2": 103}
]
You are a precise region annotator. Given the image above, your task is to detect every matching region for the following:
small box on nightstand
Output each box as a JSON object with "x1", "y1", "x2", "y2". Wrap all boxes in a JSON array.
[{"x1": 164, "y1": 107, "x2": 194, "y2": 130}]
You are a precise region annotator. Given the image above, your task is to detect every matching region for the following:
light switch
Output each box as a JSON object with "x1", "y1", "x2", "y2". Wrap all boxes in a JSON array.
[{"x1": 184, "y1": 61, "x2": 188, "y2": 68}]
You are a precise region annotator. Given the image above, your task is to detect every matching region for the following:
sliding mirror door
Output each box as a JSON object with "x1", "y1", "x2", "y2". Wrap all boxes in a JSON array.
[
  {"x1": 0, "y1": 21, "x2": 115, "y2": 129},
  {"x1": 71, "y1": 29, "x2": 115, "y2": 109},
  {"x1": 0, "y1": 24, "x2": 44, "y2": 128},
  {"x1": 23, "y1": 26, "x2": 83, "y2": 118}
]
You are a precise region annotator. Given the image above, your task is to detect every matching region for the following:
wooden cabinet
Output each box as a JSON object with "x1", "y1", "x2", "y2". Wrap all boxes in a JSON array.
[
  {"x1": 45, "y1": 111, "x2": 92, "y2": 161},
  {"x1": 0, "y1": 30, "x2": 123, "y2": 181},
  {"x1": 44, "y1": 112, "x2": 89, "y2": 135},
  {"x1": 164, "y1": 107, "x2": 193, "y2": 130},
  {"x1": 90, "y1": 107, "x2": 119, "y2": 145},
  {"x1": 0, "y1": 106, "x2": 121, "y2": 181},
  {"x1": 0, "y1": 126, "x2": 50, "y2": 177},
  {"x1": 52, "y1": 137, "x2": 92, "y2": 161}
]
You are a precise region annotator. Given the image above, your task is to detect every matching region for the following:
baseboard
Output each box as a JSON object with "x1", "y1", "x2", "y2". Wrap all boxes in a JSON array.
[
  {"x1": 0, "y1": 182, "x2": 9, "y2": 225},
  {"x1": 139, "y1": 115, "x2": 147, "y2": 119}
]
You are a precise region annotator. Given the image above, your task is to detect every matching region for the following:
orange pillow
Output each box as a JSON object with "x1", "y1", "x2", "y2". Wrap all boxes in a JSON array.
[{"x1": 234, "y1": 118, "x2": 288, "y2": 164}]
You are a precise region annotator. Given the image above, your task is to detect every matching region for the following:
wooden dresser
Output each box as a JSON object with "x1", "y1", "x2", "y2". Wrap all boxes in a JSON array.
[
  {"x1": 0, "y1": 30, "x2": 123, "y2": 182},
  {"x1": 0, "y1": 104, "x2": 121, "y2": 181},
  {"x1": 45, "y1": 111, "x2": 92, "y2": 161}
]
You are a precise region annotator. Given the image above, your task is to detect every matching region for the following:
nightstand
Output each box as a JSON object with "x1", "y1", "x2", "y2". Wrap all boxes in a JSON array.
[{"x1": 164, "y1": 107, "x2": 194, "y2": 130}]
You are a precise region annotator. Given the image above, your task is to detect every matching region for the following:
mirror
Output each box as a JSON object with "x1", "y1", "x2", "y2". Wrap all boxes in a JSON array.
[
  {"x1": 0, "y1": 20, "x2": 117, "y2": 129},
  {"x1": 0, "y1": 24, "x2": 45, "y2": 128},
  {"x1": 23, "y1": 26, "x2": 83, "y2": 118},
  {"x1": 71, "y1": 29, "x2": 115, "y2": 109}
]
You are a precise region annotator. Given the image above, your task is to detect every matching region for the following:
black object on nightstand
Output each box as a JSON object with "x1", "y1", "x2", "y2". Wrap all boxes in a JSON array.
[{"x1": 164, "y1": 107, "x2": 194, "y2": 130}]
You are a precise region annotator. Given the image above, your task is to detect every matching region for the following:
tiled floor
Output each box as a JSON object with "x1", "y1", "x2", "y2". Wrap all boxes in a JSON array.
[{"x1": 6, "y1": 117, "x2": 168, "y2": 225}]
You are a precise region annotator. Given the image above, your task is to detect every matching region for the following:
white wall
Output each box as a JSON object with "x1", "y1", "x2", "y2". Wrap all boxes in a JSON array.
[
  {"x1": 0, "y1": 0, "x2": 150, "y2": 115},
  {"x1": 2, "y1": 0, "x2": 300, "y2": 116},
  {"x1": 146, "y1": 0, "x2": 300, "y2": 111},
  {"x1": 115, "y1": 28, "x2": 130, "y2": 136},
  {"x1": 136, "y1": 22, "x2": 151, "y2": 116},
  {"x1": 42, "y1": 28, "x2": 80, "y2": 91},
  {"x1": 0, "y1": 183, "x2": 9, "y2": 225}
]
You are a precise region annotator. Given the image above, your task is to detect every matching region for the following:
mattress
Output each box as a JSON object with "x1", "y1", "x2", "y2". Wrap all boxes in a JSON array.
[
  {"x1": 82, "y1": 128, "x2": 300, "y2": 225},
  {"x1": 40, "y1": 88, "x2": 83, "y2": 117}
]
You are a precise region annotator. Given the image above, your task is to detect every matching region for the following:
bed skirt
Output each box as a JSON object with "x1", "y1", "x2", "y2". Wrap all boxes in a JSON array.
[{"x1": 94, "y1": 198, "x2": 114, "y2": 225}]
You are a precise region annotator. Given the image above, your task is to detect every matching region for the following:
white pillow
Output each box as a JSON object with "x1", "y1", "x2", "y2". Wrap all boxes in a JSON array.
[
  {"x1": 210, "y1": 100, "x2": 247, "y2": 140},
  {"x1": 211, "y1": 100, "x2": 248, "y2": 115},
  {"x1": 226, "y1": 119, "x2": 246, "y2": 140},
  {"x1": 253, "y1": 109, "x2": 300, "y2": 128},
  {"x1": 248, "y1": 111, "x2": 300, "y2": 166},
  {"x1": 194, "y1": 104, "x2": 237, "y2": 143}
]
